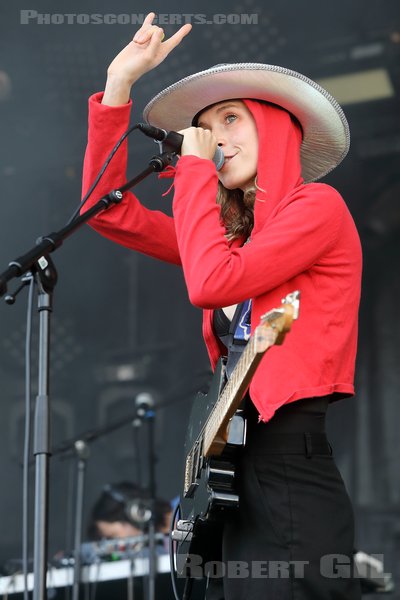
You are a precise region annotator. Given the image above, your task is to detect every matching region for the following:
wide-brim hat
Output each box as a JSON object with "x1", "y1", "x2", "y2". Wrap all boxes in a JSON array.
[{"x1": 143, "y1": 63, "x2": 350, "y2": 182}]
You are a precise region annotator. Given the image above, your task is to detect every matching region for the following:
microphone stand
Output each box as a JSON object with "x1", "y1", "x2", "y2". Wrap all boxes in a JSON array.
[
  {"x1": 134, "y1": 395, "x2": 158, "y2": 600},
  {"x1": 33, "y1": 256, "x2": 57, "y2": 600},
  {"x1": 148, "y1": 409, "x2": 158, "y2": 600},
  {"x1": 0, "y1": 148, "x2": 175, "y2": 600},
  {"x1": 72, "y1": 441, "x2": 90, "y2": 600}
]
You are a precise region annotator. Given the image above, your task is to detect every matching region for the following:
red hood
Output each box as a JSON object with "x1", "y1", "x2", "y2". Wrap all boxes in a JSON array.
[{"x1": 242, "y1": 99, "x2": 304, "y2": 235}]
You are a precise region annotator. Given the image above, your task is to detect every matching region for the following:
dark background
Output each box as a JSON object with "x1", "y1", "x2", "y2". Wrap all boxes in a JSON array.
[{"x1": 0, "y1": 0, "x2": 399, "y2": 595}]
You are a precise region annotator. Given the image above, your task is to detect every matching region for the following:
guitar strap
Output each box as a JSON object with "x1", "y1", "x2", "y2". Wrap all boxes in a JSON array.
[
  {"x1": 229, "y1": 298, "x2": 252, "y2": 343},
  {"x1": 225, "y1": 298, "x2": 252, "y2": 378}
]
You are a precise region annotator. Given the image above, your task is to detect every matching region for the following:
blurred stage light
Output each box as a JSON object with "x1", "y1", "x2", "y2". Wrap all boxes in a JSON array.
[
  {"x1": 0, "y1": 70, "x2": 11, "y2": 101},
  {"x1": 364, "y1": 177, "x2": 400, "y2": 238},
  {"x1": 317, "y1": 68, "x2": 394, "y2": 105}
]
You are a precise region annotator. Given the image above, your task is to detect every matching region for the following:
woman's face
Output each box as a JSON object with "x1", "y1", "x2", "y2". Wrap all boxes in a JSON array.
[
  {"x1": 197, "y1": 100, "x2": 258, "y2": 191},
  {"x1": 96, "y1": 520, "x2": 142, "y2": 539}
]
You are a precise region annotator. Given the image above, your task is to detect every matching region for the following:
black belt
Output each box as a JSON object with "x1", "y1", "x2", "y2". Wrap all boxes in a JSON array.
[{"x1": 246, "y1": 432, "x2": 332, "y2": 458}]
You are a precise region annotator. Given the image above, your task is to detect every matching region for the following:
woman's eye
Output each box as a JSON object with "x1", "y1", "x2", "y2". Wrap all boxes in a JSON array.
[{"x1": 225, "y1": 114, "x2": 237, "y2": 124}]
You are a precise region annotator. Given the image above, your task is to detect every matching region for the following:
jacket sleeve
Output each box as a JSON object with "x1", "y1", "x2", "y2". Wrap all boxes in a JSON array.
[
  {"x1": 172, "y1": 155, "x2": 344, "y2": 308},
  {"x1": 81, "y1": 92, "x2": 181, "y2": 265}
]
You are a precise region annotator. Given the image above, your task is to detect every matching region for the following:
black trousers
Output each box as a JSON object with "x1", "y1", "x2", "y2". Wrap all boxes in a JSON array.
[{"x1": 205, "y1": 396, "x2": 362, "y2": 600}]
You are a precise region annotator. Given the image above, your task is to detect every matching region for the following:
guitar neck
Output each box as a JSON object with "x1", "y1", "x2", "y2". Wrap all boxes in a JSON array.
[{"x1": 202, "y1": 324, "x2": 277, "y2": 456}]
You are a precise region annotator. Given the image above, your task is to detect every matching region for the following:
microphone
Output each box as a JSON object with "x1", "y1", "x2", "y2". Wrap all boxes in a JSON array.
[
  {"x1": 135, "y1": 392, "x2": 154, "y2": 416},
  {"x1": 137, "y1": 123, "x2": 225, "y2": 171}
]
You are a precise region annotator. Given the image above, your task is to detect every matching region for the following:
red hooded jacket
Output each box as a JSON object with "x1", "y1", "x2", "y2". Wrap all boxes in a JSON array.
[{"x1": 82, "y1": 92, "x2": 362, "y2": 422}]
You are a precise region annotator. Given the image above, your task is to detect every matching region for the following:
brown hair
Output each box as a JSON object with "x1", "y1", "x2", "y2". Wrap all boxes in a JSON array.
[{"x1": 217, "y1": 182, "x2": 257, "y2": 241}]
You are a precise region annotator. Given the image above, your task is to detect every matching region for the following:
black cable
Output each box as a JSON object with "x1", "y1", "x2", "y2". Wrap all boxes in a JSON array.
[
  {"x1": 22, "y1": 274, "x2": 35, "y2": 600},
  {"x1": 66, "y1": 123, "x2": 140, "y2": 225}
]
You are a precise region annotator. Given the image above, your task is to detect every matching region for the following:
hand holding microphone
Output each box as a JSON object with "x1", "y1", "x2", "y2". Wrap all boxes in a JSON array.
[
  {"x1": 179, "y1": 126, "x2": 223, "y2": 166},
  {"x1": 137, "y1": 123, "x2": 225, "y2": 170}
]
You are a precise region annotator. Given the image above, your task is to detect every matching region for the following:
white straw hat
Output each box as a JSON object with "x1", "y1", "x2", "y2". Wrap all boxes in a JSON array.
[{"x1": 143, "y1": 63, "x2": 350, "y2": 182}]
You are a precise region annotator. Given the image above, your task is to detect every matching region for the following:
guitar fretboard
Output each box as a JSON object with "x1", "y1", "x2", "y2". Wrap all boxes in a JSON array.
[{"x1": 202, "y1": 324, "x2": 277, "y2": 455}]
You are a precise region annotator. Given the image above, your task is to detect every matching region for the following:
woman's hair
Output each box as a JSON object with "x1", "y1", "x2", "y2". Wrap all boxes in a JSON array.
[{"x1": 217, "y1": 182, "x2": 256, "y2": 241}]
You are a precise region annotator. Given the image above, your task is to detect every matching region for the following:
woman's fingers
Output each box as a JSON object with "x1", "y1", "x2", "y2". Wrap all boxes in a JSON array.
[
  {"x1": 142, "y1": 11, "x2": 156, "y2": 26},
  {"x1": 134, "y1": 25, "x2": 162, "y2": 44},
  {"x1": 133, "y1": 15, "x2": 192, "y2": 50},
  {"x1": 132, "y1": 23, "x2": 191, "y2": 63},
  {"x1": 179, "y1": 126, "x2": 217, "y2": 160},
  {"x1": 146, "y1": 27, "x2": 165, "y2": 52},
  {"x1": 132, "y1": 12, "x2": 156, "y2": 42},
  {"x1": 136, "y1": 12, "x2": 155, "y2": 35},
  {"x1": 162, "y1": 24, "x2": 192, "y2": 52}
]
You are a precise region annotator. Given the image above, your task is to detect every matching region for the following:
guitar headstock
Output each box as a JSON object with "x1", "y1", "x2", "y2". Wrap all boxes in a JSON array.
[{"x1": 254, "y1": 290, "x2": 300, "y2": 351}]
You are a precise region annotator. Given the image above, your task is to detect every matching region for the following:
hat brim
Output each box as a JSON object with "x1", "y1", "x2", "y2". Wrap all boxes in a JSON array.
[{"x1": 143, "y1": 63, "x2": 350, "y2": 183}]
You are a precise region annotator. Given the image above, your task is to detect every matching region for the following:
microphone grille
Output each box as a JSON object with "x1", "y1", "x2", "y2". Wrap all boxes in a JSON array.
[{"x1": 214, "y1": 146, "x2": 225, "y2": 171}]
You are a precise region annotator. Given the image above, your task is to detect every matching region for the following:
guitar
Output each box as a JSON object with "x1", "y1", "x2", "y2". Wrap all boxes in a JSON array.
[{"x1": 172, "y1": 290, "x2": 300, "y2": 576}]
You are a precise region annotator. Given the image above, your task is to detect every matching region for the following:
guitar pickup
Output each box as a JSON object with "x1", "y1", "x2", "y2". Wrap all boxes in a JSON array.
[{"x1": 227, "y1": 412, "x2": 247, "y2": 446}]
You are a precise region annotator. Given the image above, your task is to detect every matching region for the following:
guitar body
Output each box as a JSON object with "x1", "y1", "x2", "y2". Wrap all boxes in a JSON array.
[
  {"x1": 172, "y1": 291, "x2": 300, "y2": 579},
  {"x1": 175, "y1": 359, "x2": 246, "y2": 576}
]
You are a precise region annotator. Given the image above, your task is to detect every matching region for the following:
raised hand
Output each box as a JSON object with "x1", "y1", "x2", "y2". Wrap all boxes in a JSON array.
[{"x1": 103, "y1": 12, "x2": 192, "y2": 106}]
